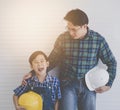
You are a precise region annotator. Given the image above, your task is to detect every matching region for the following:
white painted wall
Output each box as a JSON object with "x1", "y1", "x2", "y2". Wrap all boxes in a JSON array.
[{"x1": 0, "y1": 0, "x2": 120, "y2": 110}]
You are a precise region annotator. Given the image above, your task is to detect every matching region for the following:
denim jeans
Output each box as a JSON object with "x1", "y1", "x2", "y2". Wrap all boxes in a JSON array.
[{"x1": 59, "y1": 78, "x2": 96, "y2": 110}]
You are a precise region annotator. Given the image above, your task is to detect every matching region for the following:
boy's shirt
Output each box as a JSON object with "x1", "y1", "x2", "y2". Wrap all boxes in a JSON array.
[{"x1": 13, "y1": 74, "x2": 61, "y2": 102}]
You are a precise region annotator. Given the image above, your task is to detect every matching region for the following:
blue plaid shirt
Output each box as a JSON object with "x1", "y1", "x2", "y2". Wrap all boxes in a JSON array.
[
  {"x1": 13, "y1": 74, "x2": 61, "y2": 102},
  {"x1": 48, "y1": 29, "x2": 117, "y2": 87}
]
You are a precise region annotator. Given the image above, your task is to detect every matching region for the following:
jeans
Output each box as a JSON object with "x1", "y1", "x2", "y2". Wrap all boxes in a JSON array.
[{"x1": 59, "y1": 78, "x2": 96, "y2": 110}]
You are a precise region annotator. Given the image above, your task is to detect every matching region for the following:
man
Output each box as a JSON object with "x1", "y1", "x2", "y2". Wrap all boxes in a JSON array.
[{"x1": 23, "y1": 9, "x2": 117, "y2": 110}]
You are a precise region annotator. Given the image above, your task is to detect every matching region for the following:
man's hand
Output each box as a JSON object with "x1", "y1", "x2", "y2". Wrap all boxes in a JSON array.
[
  {"x1": 22, "y1": 73, "x2": 32, "y2": 85},
  {"x1": 95, "y1": 86, "x2": 111, "y2": 93}
]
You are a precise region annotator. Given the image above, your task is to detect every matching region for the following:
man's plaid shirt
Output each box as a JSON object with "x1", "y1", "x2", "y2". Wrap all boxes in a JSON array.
[{"x1": 48, "y1": 29, "x2": 117, "y2": 87}]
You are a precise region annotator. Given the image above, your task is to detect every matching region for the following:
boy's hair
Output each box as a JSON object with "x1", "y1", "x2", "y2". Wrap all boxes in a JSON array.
[
  {"x1": 29, "y1": 51, "x2": 48, "y2": 65},
  {"x1": 64, "y1": 9, "x2": 89, "y2": 26}
]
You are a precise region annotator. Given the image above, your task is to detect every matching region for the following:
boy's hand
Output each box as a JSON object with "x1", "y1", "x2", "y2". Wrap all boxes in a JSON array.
[
  {"x1": 16, "y1": 105, "x2": 26, "y2": 110},
  {"x1": 21, "y1": 73, "x2": 32, "y2": 85}
]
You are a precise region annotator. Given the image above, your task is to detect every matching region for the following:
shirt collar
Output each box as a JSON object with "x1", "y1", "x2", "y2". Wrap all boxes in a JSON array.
[{"x1": 32, "y1": 74, "x2": 51, "y2": 83}]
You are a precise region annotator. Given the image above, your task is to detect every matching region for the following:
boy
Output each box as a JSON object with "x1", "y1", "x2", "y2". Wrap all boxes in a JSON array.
[{"x1": 13, "y1": 51, "x2": 61, "y2": 110}]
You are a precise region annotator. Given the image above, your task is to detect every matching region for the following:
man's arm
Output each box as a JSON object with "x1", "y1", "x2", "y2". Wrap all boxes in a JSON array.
[
  {"x1": 22, "y1": 70, "x2": 34, "y2": 85},
  {"x1": 98, "y1": 37, "x2": 117, "y2": 88},
  {"x1": 48, "y1": 34, "x2": 64, "y2": 71}
]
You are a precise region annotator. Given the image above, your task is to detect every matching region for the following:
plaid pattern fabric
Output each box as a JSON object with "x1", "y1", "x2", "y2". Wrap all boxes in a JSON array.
[
  {"x1": 13, "y1": 75, "x2": 61, "y2": 102},
  {"x1": 48, "y1": 29, "x2": 117, "y2": 86}
]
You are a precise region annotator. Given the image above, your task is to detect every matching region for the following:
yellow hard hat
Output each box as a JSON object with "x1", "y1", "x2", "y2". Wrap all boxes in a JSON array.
[{"x1": 18, "y1": 91, "x2": 43, "y2": 110}]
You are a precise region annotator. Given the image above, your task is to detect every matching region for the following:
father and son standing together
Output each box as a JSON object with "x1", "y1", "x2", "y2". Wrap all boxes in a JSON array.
[{"x1": 13, "y1": 9, "x2": 117, "y2": 110}]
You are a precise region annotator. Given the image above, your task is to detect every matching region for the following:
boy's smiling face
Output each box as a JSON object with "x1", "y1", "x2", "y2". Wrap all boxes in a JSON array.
[{"x1": 31, "y1": 54, "x2": 49, "y2": 76}]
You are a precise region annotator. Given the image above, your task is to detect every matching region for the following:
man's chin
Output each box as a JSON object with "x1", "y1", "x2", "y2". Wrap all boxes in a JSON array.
[{"x1": 72, "y1": 36, "x2": 79, "y2": 39}]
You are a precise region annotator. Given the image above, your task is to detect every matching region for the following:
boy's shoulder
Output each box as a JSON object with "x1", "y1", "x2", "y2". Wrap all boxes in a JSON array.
[
  {"x1": 25, "y1": 75, "x2": 37, "y2": 82},
  {"x1": 47, "y1": 74, "x2": 60, "y2": 83}
]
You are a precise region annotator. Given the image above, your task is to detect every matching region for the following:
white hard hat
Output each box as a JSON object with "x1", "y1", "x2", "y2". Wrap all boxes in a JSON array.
[{"x1": 85, "y1": 66, "x2": 109, "y2": 91}]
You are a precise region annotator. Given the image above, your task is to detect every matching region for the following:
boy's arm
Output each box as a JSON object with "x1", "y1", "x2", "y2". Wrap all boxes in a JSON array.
[
  {"x1": 54, "y1": 100, "x2": 59, "y2": 110},
  {"x1": 54, "y1": 79, "x2": 61, "y2": 110},
  {"x1": 13, "y1": 94, "x2": 25, "y2": 110},
  {"x1": 13, "y1": 94, "x2": 19, "y2": 109}
]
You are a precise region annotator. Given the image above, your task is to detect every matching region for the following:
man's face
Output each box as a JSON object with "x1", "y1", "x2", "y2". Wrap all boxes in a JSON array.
[{"x1": 66, "y1": 21, "x2": 87, "y2": 39}]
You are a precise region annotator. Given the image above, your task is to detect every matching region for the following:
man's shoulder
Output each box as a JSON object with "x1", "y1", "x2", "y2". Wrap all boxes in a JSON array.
[
  {"x1": 58, "y1": 31, "x2": 70, "y2": 39},
  {"x1": 88, "y1": 29, "x2": 105, "y2": 41}
]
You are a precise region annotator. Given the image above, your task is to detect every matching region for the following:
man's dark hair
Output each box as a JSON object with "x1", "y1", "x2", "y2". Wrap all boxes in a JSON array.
[{"x1": 64, "y1": 9, "x2": 89, "y2": 26}]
